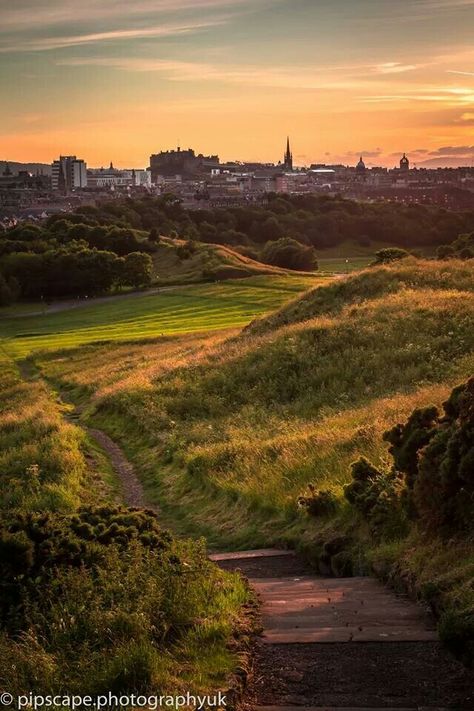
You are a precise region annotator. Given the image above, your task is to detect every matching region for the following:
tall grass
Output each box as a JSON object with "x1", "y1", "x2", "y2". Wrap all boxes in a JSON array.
[
  {"x1": 0, "y1": 354, "x2": 87, "y2": 512},
  {"x1": 35, "y1": 260, "x2": 474, "y2": 653}
]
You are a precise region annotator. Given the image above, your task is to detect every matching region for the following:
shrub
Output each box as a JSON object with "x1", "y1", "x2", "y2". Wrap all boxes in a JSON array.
[
  {"x1": 344, "y1": 378, "x2": 474, "y2": 536},
  {"x1": 384, "y1": 406, "x2": 439, "y2": 489},
  {"x1": 344, "y1": 458, "x2": 406, "y2": 537},
  {"x1": 261, "y1": 237, "x2": 318, "y2": 271},
  {"x1": 0, "y1": 506, "x2": 244, "y2": 696},
  {"x1": 372, "y1": 247, "x2": 410, "y2": 265},
  {"x1": 298, "y1": 486, "x2": 338, "y2": 517},
  {"x1": 437, "y1": 232, "x2": 474, "y2": 260},
  {"x1": 414, "y1": 378, "x2": 474, "y2": 533}
]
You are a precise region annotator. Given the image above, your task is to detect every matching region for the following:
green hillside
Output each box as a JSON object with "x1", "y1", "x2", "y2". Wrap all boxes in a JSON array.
[
  {"x1": 36, "y1": 258, "x2": 474, "y2": 661},
  {"x1": 151, "y1": 236, "x2": 309, "y2": 283}
]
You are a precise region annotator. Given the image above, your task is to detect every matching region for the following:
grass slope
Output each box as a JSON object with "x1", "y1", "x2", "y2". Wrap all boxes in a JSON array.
[
  {"x1": 152, "y1": 237, "x2": 303, "y2": 283},
  {"x1": 0, "y1": 275, "x2": 323, "y2": 358},
  {"x1": 0, "y1": 358, "x2": 252, "y2": 697},
  {"x1": 36, "y1": 259, "x2": 474, "y2": 651}
]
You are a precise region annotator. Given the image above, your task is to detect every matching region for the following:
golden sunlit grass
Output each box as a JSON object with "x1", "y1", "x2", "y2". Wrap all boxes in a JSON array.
[
  {"x1": 27, "y1": 259, "x2": 474, "y2": 653},
  {"x1": 0, "y1": 352, "x2": 88, "y2": 512},
  {"x1": 152, "y1": 236, "x2": 306, "y2": 283},
  {"x1": 37, "y1": 260, "x2": 474, "y2": 541}
]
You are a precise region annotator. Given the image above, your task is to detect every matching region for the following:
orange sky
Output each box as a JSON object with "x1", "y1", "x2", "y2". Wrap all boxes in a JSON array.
[{"x1": 1, "y1": 0, "x2": 473, "y2": 168}]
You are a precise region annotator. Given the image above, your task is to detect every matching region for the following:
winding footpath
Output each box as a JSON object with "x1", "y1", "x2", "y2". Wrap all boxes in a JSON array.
[
  {"x1": 86, "y1": 427, "x2": 157, "y2": 511},
  {"x1": 211, "y1": 549, "x2": 474, "y2": 710},
  {"x1": 17, "y1": 363, "x2": 474, "y2": 708}
]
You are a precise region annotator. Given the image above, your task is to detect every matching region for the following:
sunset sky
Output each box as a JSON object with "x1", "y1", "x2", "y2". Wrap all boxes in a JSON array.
[{"x1": 1, "y1": 0, "x2": 473, "y2": 168}]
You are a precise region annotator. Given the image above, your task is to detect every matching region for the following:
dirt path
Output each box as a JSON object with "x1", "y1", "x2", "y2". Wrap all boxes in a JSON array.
[
  {"x1": 211, "y1": 549, "x2": 474, "y2": 709},
  {"x1": 86, "y1": 427, "x2": 157, "y2": 511},
  {"x1": 17, "y1": 358, "x2": 156, "y2": 512}
]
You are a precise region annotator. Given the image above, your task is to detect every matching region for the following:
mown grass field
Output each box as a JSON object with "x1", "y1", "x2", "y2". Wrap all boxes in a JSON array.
[{"x1": 0, "y1": 274, "x2": 323, "y2": 358}]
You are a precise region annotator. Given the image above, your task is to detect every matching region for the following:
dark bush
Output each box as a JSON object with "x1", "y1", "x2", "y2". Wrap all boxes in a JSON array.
[
  {"x1": 298, "y1": 486, "x2": 338, "y2": 517},
  {"x1": 344, "y1": 458, "x2": 406, "y2": 537},
  {"x1": 261, "y1": 237, "x2": 318, "y2": 271},
  {"x1": 372, "y1": 247, "x2": 410, "y2": 265},
  {"x1": 414, "y1": 378, "x2": 474, "y2": 533}
]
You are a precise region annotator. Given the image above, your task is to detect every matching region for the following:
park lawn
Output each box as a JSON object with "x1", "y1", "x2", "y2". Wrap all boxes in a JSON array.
[
  {"x1": 0, "y1": 274, "x2": 324, "y2": 359},
  {"x1": 317, "y1": 256, "x2": 372, "y2": 273}
]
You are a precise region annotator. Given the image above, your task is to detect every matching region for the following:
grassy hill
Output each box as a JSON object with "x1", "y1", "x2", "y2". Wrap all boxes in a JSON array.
[
  {"x1": 35, "y1": 258, "x2": 474, "y2": 659},
  {"x1": 151, "y1": 236, "x2": 309, "y2": 284},
  {"x1": 37, "y1": 259, "x2": 474, "y2": 541}
]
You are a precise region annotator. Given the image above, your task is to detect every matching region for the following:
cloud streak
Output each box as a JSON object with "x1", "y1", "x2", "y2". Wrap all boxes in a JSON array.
[
  {"x1": 0, "y1": 20, "x2": 225, "y2": 52},
  {"x1": 0, "y1": 0, "x2": 266, "y2": 30}
]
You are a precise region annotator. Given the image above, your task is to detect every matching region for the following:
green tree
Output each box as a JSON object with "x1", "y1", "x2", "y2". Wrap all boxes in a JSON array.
[
  {"x1": 148, "y1": 227, "x2": 160, "y2": 243},
  {"x1": 372, "y1": 247, "x2": 410, "y2": 265},
  {"x1": 261, "y1": 237, "x2": 318, "y2": 271},
  {"x1": 121, "y1": 252, "x2": 153, "y2": 288}
]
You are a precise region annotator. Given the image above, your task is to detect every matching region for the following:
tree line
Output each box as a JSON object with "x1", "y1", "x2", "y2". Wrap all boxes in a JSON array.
[{"x1": 64, "y1": 193, "x2": 474, "y2": 250}]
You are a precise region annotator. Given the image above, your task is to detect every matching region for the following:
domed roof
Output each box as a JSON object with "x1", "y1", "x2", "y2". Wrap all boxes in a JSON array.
[{"x1": 356, "y1": 155, "x2": 366, "y2": 172}]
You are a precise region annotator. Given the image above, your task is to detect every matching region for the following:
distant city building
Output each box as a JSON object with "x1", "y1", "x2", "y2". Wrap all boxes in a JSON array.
[
  {"x1": 400, "y1": 153, "x2": 410, "y2": 173},
  {"x1": 51, "y1": 155, "x2": 87, "y2": 191},
  {"x1": 355, "y1": 156, "x2": 367, "y2": 175},
  {"x1": 87, "y1": 162, "x2": 151, "y2": 189},
  {"x1": 283, "y1": 136, "x2": 293, "y2": 171},
  {"x1": 149, "y1": 146, "x2": 219, "y2": 182}
]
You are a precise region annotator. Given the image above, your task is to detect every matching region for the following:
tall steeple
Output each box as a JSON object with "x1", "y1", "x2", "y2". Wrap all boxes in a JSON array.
[{"x1": 284, "y1": 136, "x2": 293, "y2": 171}]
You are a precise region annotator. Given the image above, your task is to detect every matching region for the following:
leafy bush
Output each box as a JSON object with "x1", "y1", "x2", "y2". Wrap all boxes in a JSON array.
[
  {"x1": 372, "y1": 247, "x2": 410, "y2": 265},
  {"x1": 346, "y1": 378, "x2": 474, "y2": 536},
  {"x1": 0, "y1": 506, "x2": 244, "y2": 695},
  {"x1": 261, "y1": 237, "x2": 318, "y2": 271},
  {"x1": 437, "y1": 232, "x2": 474, "y2": 260},
  {"x1": 413, "y1": 378, "x2": 474, "y2": 533},
  {"x1": 344, "y1": 457, "x2": 407, "y2": 537},
  {"x1": 298, "y1": 486, "x2": 338, "y2": 517}
]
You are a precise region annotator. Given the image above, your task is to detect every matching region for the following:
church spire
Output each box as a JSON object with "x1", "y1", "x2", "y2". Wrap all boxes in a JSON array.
[{"x1": 284, "y1": 136, "x2": 293, "y2": 170}]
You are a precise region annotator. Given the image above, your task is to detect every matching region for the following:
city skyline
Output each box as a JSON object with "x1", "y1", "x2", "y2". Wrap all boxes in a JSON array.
[{"x1": 1, "y1": 0, "x2": 474, "y2": 167}]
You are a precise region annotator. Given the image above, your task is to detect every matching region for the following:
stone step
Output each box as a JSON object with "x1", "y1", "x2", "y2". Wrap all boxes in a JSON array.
[
  {"x1": 209, "y1": 548, "x2": 295, "y2": 561},
  {"x1": 262, "y1": 626, "x2": 439, "y2": 644}
]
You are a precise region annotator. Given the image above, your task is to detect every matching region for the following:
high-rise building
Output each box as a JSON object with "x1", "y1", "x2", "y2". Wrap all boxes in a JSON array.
[
  {"x1": 283, "y1": 137, "x2": 293, "y2": 171},
  {"x1": 51, "y1": 155, "x2": 87, "y2": 191}
]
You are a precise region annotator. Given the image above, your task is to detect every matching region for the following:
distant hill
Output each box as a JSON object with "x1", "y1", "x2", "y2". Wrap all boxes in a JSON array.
[
  {"x1": 0, "y1": 160, "x2": 51, "y2": 176},
  {"x1": 151, "y1": 236, "x2": 315, "y2": 284}
]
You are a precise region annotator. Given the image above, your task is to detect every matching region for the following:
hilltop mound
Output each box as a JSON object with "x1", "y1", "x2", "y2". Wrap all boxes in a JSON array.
[
  {"x1": 244, "y1": 258, "x2": 474, "y2": 335},
  {"x1": 153, "y1": 237, "x2": 311, "y2": 284}
]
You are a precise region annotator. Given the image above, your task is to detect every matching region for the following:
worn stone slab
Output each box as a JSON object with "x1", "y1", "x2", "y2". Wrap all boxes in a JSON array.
[
  {"x1": 251, "y1": 575, "x2": 437, "y2": 644},
  {"x1": 262, "y1": 627, "x2": 439, "y2": 643},
  {"x1": 209, "y1": 548, "x2": 295, "y2": 561}
]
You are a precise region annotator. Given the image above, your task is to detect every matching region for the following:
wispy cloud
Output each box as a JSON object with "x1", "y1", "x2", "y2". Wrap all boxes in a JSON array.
[
  {"x1": 361, "y1": 85, "x2": 474, "y2": 105},
  {"x1": 375, "y1": 62, "x2": 418, "y2": 74},
  {"x1": 447, "y1": 70, "x2": 474, "y2": 77},
  {"x1": 0, "y1": 20, "x2": 224, "y2": 52},
  {"x1": 56, "y1": 57, "x2": 378, "y2": 91},
  {"x1": 0, "y1": 0, "x2": 265, "y2": 30}
]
